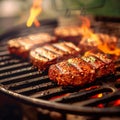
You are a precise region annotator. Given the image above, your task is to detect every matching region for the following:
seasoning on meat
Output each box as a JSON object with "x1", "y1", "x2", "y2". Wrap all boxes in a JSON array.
[
  {"x1": 30, "y1": 42, "x2": 81, "y2": 71},
  {"x1": 83, "y1": 52, "x2": 115, "y2": 76},
  {"x1": 48, "y1": 53, "x2": 115, "y2": 86},
  {"x1": 8, "y1": 33, "x2": 57, "y2": 59},
  {"x1": 48, "y1": 57, "x2": 95, "y2": 86}
]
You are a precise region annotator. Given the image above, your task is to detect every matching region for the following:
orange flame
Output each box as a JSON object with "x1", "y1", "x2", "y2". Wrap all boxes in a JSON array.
[
  {"x1": 26, "y1": 0, "x2": 42, "y2": 27},
  {"x1": 80, "y1": 16, "x2": 120, "y2": 56},
  {"x1": 91, "y1": 93, "x2": 103, "y2": 99},
  {"x1": 80, "y1": 16, "x2": 102, "y2": 45},
  {"x1": 98, "y1": 43, "x2": 120, "y2": 56}
]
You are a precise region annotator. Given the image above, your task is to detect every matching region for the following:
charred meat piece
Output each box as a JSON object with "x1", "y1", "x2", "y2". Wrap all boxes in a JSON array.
[
  {"x1": 54, "y1": 26, "x2": 83, "y2": 45},
  {"x1": 8, "y1": 33, "x2": 57, "y2": 59},
  {"x1": 48, "y1": 53, "x2": 115, "y2": 86},
  {"x1": 30, "y1": 42, "x2": 81, "y2": 71},
  {"x1": 48, "y1": 57, "x2": 95, "y2": 86},
  {"x1": 83, "y1": 52, "x2": 115, "y2": 77}
]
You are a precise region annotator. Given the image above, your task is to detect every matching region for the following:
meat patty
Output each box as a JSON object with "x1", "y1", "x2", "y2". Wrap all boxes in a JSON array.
[
  {"x1": 83, "y1": 52, "x2": 115, "y2": 76},
  {"x1": 8, "y1": 33, "x2": 57, "y2": 59},
  {"x1": 48, "y1": 57, "x2": 95, "y2": 86},
  {"x1": 54, "y1": 26, "x2": 83, "y2": 45},
  {"x1": 30, "y1": 42, "x2": 81, "y2": 71},
  {"x1": 48, "y1": 53, "x2": 115, "y2": 86}
]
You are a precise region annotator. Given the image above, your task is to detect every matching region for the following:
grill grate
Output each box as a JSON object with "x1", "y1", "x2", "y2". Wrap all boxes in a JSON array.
[{"x1": 0, "y1": 20, "x2": 120, "y2": 116}]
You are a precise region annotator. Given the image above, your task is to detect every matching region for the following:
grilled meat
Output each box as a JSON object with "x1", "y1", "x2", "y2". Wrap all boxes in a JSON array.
[
  {"x1": 48, "y1": 57, "x2": 95, "y2": 86},
  {"x1": 54, "y1": 26, "x2": 83, "y2": 45},
  {"x1": 83, "y1": 52, "x2": 115, "y2": 77},
  {"x1": 30, "y1": 42, "x2": 81, "y2": 71},
  {"x1": 48, "y1": 53, "x2": 115, "y2": 86},
  {"x1": 8, "y1": 33, "x2": 57, "y2": 59}
]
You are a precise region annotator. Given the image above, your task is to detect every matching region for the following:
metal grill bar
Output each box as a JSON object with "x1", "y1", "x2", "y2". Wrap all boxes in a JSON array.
[
  {"x1": 52, "y1": 87, "x2": 113, "y2": 103},
  {"x1": 0, "y1": 66, "x2": 37, "y2": 79},
  {"x1": 79, "y1": 92, "x2": 120, "y2": 106},
  {"x1": 14, "y1": 81, "x2": 55, "y2": 94},
  {"x1": 0, "y1": 71, "x2": 40, "y2": 84},
  {"x1": 5, "y1": 75, "x2": 49, "y2": 89},
  {"x1": 0, "y1": 59, "x2": 22, "y2": 67},
  {"x1": 0, "y1": 62, "x2": 31, "y2": 73}
]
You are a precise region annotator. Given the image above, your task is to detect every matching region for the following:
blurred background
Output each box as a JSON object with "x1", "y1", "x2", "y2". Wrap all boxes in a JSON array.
[{"x1": 0, "y1": 0, "x2": 120, "y2": 34}]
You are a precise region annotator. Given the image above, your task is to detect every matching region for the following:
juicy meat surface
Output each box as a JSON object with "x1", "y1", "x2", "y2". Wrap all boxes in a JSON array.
[
  {"x1": 30, "y1": 42, "x2": 81, "y2": 71},
  {"x1": 48, "y1": 53, "x2": 115, "y2": 86},
  {"x1": 83, "y1": 52, "x2": 115, "y2": 77},
  {"x1": 8, "y1": 33, "x2": 57, "y2": 59},
  {"x1": 48, "y1": 57, "x2": 95, "y2": 86}
]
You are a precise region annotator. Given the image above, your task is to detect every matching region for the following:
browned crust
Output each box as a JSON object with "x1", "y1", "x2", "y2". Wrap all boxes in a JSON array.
[
  {"x1": 48, "y1": 57, "x2": 96, "y2": 86},
  {"x1": 84, "y1": 52, "x2": 115, "y2": 76},
  {"x1": 30, "y1": 42, "x2": 81, "y2": 71},
  {"x1": 8, "y1": 33, "x2": 57, "y2": 59},
  {"x1": 48, "y1": 53, "x2": 115, "y2": 86}
]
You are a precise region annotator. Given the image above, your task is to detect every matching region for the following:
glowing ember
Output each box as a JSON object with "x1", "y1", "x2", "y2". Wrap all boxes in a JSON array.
[
  {"x1": 97, "y1": 104, "x2": 104, "y2": 108},
  {"x1": 85, "y1": 85, "x2": 99, "y2": 91},
  {"x1": 26, "y1": 0, "x2": 42, "y2": 27},
  {"x1": 91, "y1": 93, "x2": 103, "y2": 99},
  {"x1": 113, "y1": 99, "x2": 120, "y2": 106},
  {"x1": 50, "y1": 93, "x2": 70, "y2": 101}
]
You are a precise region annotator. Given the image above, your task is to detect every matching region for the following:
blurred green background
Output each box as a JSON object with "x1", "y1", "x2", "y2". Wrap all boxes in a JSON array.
[
  {"x1": 53, "y1": 0, "x2": 120, "y2": 17},
  {"x1": 0, "y1": 0, "x2": 120, "y2": 34}
]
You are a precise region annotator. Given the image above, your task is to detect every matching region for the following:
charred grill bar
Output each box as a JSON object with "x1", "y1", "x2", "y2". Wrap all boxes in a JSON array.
[{"x1": 0, "y1": 19, "x2": 120, "y2": 120}]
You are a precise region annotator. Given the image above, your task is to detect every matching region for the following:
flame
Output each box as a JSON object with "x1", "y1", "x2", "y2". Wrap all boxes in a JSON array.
[
  {"x1": 26, "y1": 0, "x2": 42, "y2": 27},
  {"x1": 80, "y1": 16, "x2": 102, "y2": 45},
  {"x1": 80, "y1": 16, "x2": 120, "y2": 56},
  {"x1": 98, "y1": 43, "x2": 120, "y2": 56},
  {"x1": 91, "y1": 93, "x2": 103, "y2": 99}
]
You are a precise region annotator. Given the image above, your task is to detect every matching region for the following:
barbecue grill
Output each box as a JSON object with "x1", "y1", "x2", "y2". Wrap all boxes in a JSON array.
[{"x1": 0, "y1": 19, "x2": 120, "y2": 118}]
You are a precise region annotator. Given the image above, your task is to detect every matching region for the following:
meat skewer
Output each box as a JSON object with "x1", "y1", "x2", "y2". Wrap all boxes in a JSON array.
[{"x1": 48, "y1": 53, "x2": 115, "y2": 86}]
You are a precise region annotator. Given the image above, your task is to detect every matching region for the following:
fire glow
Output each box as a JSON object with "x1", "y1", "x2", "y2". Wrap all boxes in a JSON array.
[
  {"x1": 26, "y1": 0, "x2": 42, "y2": 27},
  {"x1": 80, "y1": 16, "x2": 120, "y2": 56}
]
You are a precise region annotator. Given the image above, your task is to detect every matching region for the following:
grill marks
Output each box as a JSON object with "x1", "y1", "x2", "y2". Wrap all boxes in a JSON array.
[
  {"x1": 34, "y1": 42, "x2": 79, "y2": 60},
  {"x1": 49, "y1": 53, "x2": 115, "y2": 86},
  {"x1": 82, "y1": 53, "x2": 115, "y2": 78},
  {"x1": 7, "y1": 33, "x2": 57, "y2": 59},
  {"x1": 49, "y1": 57, "x2": 96, "y2": 86},
  {"x1": 30, "y1": 42, "x2": 81, "y2": 71}
]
